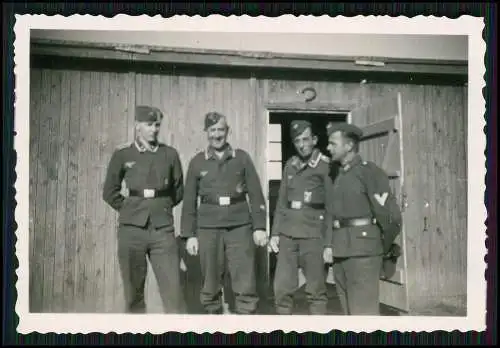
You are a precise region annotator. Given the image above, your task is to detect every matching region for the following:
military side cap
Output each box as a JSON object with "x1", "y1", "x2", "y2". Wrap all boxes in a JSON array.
[
  {"x1": 204, "y1": 111, "x2": 225, "y2": 130},
  {"x1": 326, "y1": 122, "x2": 363, "y2": 138},
  {"x1": 290, "y1": 120, "x2": 312, "y2": 139},
  {"x1": 135, "y1": 106, "x2": 163, "y2": 122}
]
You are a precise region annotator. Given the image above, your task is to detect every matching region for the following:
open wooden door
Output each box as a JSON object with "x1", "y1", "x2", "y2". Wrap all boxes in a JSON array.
[{"x1": 349, "y1": 92, "x2": 410, "y2": 313}]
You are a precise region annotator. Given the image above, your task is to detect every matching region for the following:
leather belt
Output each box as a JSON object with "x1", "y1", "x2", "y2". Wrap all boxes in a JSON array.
[
  {"x1": 200, "y1": 195, "x2": 246, "y2": 206},
  {"x1": 334, "y1": 217, "x2": 376, "y2": 229},
  {"x1": 287, "y1": 201, "x2": 325, "y2": 210},
  {"x1": 129, "y1": 188, "x2": 170, "y2": 198}
]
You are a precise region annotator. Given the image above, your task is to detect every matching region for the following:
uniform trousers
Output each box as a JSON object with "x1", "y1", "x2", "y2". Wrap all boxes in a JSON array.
[
  {"x1": 333, "y1": 255, "x2": 383, "y2": 315},
  {"x1": 273, "y1": 235, "x2": 328, "y2": 315},
  {"x1": 117, "y1": 220, "x2": 185, "y2": 314},
  {"x1": 197, "y1": 224, "x2": 258, "y2": 314}
]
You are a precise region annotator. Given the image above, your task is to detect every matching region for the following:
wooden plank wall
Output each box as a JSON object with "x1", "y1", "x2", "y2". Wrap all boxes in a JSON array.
[
  {"x1": 30, "y1": 65, "x2": 467, "y2": 315},
  {"x1": 30, "y1": 69, "x2": 134, "y2": 312},
  {"x1": 399, "y1": 86, "x2": 468, "y2": 315}
]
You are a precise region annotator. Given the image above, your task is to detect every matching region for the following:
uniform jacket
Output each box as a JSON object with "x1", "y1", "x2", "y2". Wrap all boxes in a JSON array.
[
  {"x1": 102, "y1": 141, "x2": 184, "y2": 231},
  {"x1": 271, "y1": 149, "x2": 334, "y2": 244},
  {"x1": 328, "y1": 154, "x2": 402, "y2": 257},
  {"x1": 180, "y1": 144, "x2": 266, "y2": 237}
]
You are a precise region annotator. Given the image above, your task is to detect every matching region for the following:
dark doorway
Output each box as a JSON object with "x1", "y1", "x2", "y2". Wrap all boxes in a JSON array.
[{"x1": 270, "y1": 112, "x2": 347, "y2": 170}]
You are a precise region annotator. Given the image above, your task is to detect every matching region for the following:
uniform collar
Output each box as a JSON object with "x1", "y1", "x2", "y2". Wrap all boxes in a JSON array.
[
  {"x1": 292, "y1": 148, "x2": 322, "y2": 170},
  {"x1": 134, "y1": 140, "x2": 159, "y2": 153},
  {"x1": 205, "y1": 144, "x2": 236, "y2": 160},
  {"x1": 341, "y1": 153, "x2": 362, "y2": 172}
]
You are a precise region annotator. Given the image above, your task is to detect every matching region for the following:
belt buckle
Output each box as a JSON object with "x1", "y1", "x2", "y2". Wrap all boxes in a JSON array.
[
  {"x1": 143, "y1": 189, "x2": 155, "y2": 198},
  {"x1": 291, "y1": 201, "x2": 302, "y2": 210},
  {"x1": 219, "y1": 196, "x2": 230, "y2": 206}
]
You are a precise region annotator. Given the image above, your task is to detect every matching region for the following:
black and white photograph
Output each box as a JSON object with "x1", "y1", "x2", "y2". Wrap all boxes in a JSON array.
[{"x1": 14, "y1": 15, "x2": 486, "y2": 333}]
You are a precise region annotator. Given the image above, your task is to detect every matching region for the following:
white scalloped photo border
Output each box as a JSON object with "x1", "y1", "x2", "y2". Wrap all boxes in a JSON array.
[{"x1": 13, "y1": 14, "x2": 487, "y2": 334}]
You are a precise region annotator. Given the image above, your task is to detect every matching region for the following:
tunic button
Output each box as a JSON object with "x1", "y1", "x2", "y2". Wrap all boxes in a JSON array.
[{"x1": 362, "y1": 231, "x2": 367, "y2": 237}]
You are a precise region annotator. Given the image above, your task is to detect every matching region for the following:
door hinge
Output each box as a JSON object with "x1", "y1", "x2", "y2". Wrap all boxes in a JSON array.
[{"x1": 400, "y1": 191, "x2": 408, "y2": 212}]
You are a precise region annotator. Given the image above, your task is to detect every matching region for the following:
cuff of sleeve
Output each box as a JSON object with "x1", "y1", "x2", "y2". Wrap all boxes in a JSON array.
[
  {"x1": 252, "y1": 216, "x2": 266, "y2": 231},
  {"x1": 179, "y1": 226, "x2": 196, "y2": 238}
]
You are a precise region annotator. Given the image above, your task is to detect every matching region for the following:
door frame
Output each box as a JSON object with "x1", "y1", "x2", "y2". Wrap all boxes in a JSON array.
[{"x1": 264, "y1": 102, "x2": 355, "y2": 287}]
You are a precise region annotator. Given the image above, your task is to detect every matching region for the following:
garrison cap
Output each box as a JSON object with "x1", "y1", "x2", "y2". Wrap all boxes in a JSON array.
[
  {"x1": 290, "y1": 120, "x2": 312, "y2": 139},
  {"x1": 135, "y1": 106, "x2": 163, "y2": 123},
  {"x1": 204, "y1": 111, "x2": 226, "y2": 130},
  {"x1": 326, "y1": 122, "x2": 363, "y2": 138}
]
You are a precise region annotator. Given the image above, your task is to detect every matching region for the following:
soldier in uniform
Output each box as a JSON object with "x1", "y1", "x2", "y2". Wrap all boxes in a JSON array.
[
  {"x1": 269, "y1": 120, "x2": 334, "y2": 315},
  {"x1": 180, "y1": 111, "x2": 268, "y2": 315},
  {"x1": 102, "y1": 105, "x2": 185, "y2": 314},
  {"x1": 324, "y1": 122, "x2": 402, "y2": 315}
]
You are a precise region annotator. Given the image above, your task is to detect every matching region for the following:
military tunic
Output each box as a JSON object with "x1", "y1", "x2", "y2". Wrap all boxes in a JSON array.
[
  {"x1": 102, "y1": 141, "x2": 185, "y2": 314},
  {"x1": 180, "y1": 144, "x2": 266, "y2": 314},
  {"x1": 328, "y1": 153, "x2": 402, "y2": 315},
  {"x1": 103, "y1": 142, "x2": 184, "y2": 230},
  {"x1": 181, "y1": 145, "x2": 266, "y2": 235},
  {"x1": 271, "y1": 149, "x2": 333, "y2": 315}
]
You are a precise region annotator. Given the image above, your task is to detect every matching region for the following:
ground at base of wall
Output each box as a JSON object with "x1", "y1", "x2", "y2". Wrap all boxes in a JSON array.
[{"x1": 408, "y1": 295, "x2": 467, "y2": 317}]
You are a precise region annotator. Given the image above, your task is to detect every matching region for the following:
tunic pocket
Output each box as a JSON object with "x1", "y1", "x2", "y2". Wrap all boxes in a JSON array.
[
  {"x1": 350, "y1": 225, "x2": 383, "y2": 256},
  {"x1": 354, "y1": 228, "x2": 380, "y2": 240}
]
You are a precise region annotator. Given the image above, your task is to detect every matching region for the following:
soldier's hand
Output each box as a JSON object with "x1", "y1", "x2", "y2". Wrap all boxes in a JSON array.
[
  {"x1": 253, "y1": 230, "x2": 268, "y2": 247},
  {"x1": 186, "y1": 237, "x2": 199, "y2": 256},
  {"x1": 323, "y1": 247, "x2": 333, "y2": 264},
  {"x1": 268, "y1": 236, "x2": 280, "y2": 253}
]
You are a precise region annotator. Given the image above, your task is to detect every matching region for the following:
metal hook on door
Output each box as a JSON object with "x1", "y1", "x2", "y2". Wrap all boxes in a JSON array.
[{"x1": 300, "y1": 86, "x2": 317, "y2": 102}]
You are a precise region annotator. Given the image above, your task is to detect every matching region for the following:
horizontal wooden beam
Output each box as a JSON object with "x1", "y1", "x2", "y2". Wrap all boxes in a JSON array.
[
  {"x1": 30, "y1": 39, "x2": 468, "y2": 76},
  {"x1": 266, "y1": 102, "x2": 355, "y2": 113}
]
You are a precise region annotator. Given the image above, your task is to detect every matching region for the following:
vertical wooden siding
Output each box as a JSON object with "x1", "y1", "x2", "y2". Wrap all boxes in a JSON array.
[
  {"x1": 399, "y1": 85, "x2": 468, "y2": 314},
  {"x1": 30, "y1": 69, "x2": 134, "y2": 312},
  {"x1": 30, "y1": 66, "x2": 467, "y2": 314}
]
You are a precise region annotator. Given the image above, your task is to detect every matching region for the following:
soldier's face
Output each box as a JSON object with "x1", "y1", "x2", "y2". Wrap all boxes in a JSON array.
[
  {"x1": 327, "y1": 131, "x2": 350, "y2": 161},
  {"x1": 136, "y1": 120, "x2": 161, "y2": 142},
  {"x1": 207, "y1": 118, "x2": 229, "y2": 150},
  {"x1": 293, "y1": 127, "x2": 317, "y2": 158}
]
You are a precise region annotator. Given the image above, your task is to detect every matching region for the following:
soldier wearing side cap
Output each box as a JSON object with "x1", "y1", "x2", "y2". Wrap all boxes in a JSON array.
[
  {"x1": 102, "y1": 105, "x2": 186, "y2": 314},
  {"x1": 324, "y1": 122, "x2": 403, "y2": 316},
  {"x1": 180, "y1": 111, "x2": 268, "y2": 315},
  {"x1": 269, "y1": 120, "x2": 334, "y2": 315}
]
